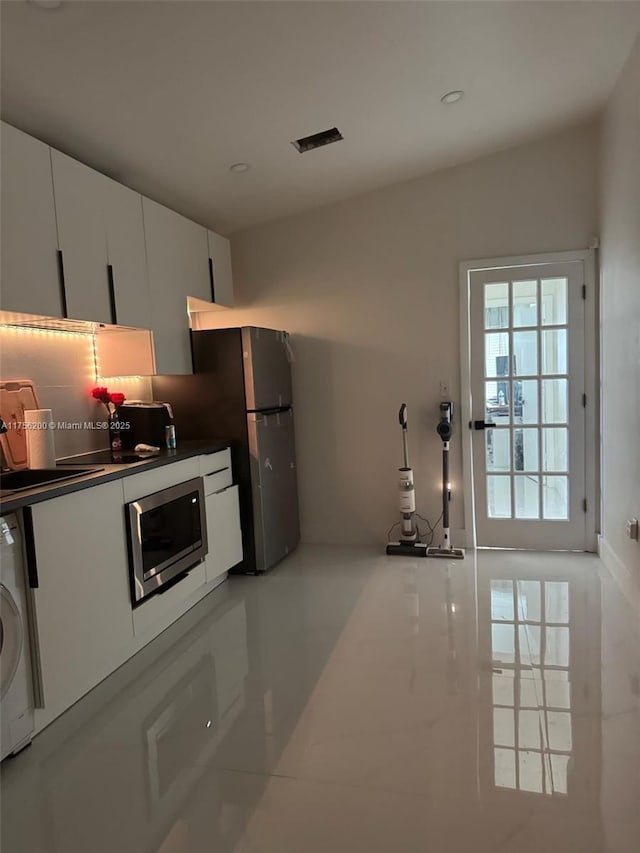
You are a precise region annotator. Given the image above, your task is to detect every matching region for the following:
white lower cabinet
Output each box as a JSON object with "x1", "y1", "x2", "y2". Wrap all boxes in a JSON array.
[
  {"x1": 27, "y1": 452, "x2": 241, "y2": 732},
  {"x1": 30, "y1": 480, "x2": 134, "y2": 731},
  {"x1": 205, "y1": 485, "x2": 243, "y2": 582}
]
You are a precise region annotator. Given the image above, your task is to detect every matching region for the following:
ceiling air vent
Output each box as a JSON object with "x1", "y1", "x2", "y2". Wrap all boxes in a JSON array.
[{"x1": 292, "y1": 127, "x2": 343, "y2": 153}]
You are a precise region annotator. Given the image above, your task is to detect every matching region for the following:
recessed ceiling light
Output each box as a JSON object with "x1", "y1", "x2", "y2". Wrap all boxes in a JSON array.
[
  {"x1": 441, "y1": 90, "x2": 464, "y2": 105},
  {"x1": 229, "y1": 163, "x2": 250, "y2": 174}
]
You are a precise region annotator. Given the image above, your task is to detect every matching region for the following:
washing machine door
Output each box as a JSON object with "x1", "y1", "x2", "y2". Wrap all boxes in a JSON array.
[{"x1": 0, "y1": 583, "x2": 23, "y2": 699}]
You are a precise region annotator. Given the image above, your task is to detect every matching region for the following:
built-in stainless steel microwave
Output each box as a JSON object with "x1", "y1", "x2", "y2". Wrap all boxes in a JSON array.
[{"x1": 126, "y1": 478, "x2": 208, "y2": 605}]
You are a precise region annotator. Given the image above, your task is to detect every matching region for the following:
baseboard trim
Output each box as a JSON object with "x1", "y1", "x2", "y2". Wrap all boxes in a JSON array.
[{"x1": 598, "y1": 535, "x2": 639, "y2": 611}]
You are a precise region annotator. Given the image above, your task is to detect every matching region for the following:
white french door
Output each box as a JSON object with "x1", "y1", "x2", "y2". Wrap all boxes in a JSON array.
[{"x1": 468, "y1": 260, "x2": 587, "y2": 550}]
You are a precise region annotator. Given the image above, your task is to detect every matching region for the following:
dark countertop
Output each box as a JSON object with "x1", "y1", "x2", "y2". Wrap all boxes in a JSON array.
[{"x1": 0, "y1": 440, "x2": 232, "y2": 515}]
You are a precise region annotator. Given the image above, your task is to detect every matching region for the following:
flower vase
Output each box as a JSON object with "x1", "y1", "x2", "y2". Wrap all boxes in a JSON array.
[{"x1": 108, "y1": 416, "x2": 122, "y2": 452}]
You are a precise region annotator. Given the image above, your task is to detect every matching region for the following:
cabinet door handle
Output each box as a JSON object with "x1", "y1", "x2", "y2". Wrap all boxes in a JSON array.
[
  {"x1": 107, "y1": 264, "x2": 118, "y2": 325},
  {"x1": 22, "y1": 506, "x2": 45, "y2": 707},
  {"x1": 22, "y1": 506, "x2": 39, "y2": 589},
  {"x1": 208, "y1": 257, "x2": 216, "y2": 303},
  {"x1": 56, "y1": 250, "x2": 69, "y2": 318},
  {"x1": 205, "y1": 467, "x2": 229, "y2": 477}
]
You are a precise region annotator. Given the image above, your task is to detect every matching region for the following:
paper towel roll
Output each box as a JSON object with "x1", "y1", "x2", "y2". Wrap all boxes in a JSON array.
[{"x1": 25, "y1": 409, "x2": 56, "y2": 469}]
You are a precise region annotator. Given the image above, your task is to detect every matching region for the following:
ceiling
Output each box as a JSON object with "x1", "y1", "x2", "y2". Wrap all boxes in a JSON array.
[{"x1": 2, "y1": 1, "x2": 639, "y2": 234}]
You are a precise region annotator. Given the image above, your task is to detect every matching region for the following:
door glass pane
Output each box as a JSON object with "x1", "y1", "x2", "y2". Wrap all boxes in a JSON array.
[
  {"x1": 492, "y1": 623, "x2": 515, "y2": 662},
  {"x1": 520, "y1": 679, "x2": 539, "y2": 707},
  {"x1": 485, "y1": 283, "x2": 509, "y2": 329},
  {"x1": 541, "y1": 278, "x2": 567, "y2": 325},
  {"x1": 487, "y1": 429, "x2": 510, "y2": 471},
  {"x1": 518, "y1": 380, "x2": 539, "y2": 424},
  {"x1": 486, "y1": 381, "x2": 510, "y2": 425},
  {"x1": 514, "y1": 476, "x2": 539, "y2": 519},
  {"x1": 546, "y1": 680, "x2": 571, "y2": 709},
  {"x1": 519, "y1": 751, "x2": 544, "y2": 793},
  {"x1": 493, "y1": 675, "x2": 514, "y2": 705},
  {"x1": 488, "y1": 475, "x2": 511, "y2": 518},
  {"x1": 494, "y1": 707, "x2": 515, "y2": 747},
  {"x1": 550, "y1": 754, "x2": 570, "y2": 794},
  {"x1": 547, "y1": 711, "x2": 572, "y2": 751},
  {"x1": 542, "y1": 428, "x2": 568, "y2": 472},
  {"x1": 519, "y1": 709, "x2": 542, "y2": 749},
  {"x1": 521, "y1": 624, "x2": 541, "y2": 663},
  {"x1": 485, "y1": 333, "x2": 509, "y2": 377},
  {"x1": 513, "y1": 330, "x2": 537, "y2": 376},
  {"x1": 494, "y1": 748, "x2": 516, "y2": 789},
  {"x1": 541, "y1": 329, "x2": 567, "y2": 374},
  {"x1": 513, "y1": 280, "x2": 538, "y2": 327},
  {"x1": 514, "y1": 428, "x2": 538, "y2": 472},
  {"x1": 541, "y1": 379, "x2": 568, "y2": 423},
  {"x1": 543, "y1": 476, "x2": 568, "y2": 519}
]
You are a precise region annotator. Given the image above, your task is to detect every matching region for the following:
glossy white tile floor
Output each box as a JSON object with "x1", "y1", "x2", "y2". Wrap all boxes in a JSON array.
[{"x1": 1, "y1": 546, "x2": 639, "y2": 853}]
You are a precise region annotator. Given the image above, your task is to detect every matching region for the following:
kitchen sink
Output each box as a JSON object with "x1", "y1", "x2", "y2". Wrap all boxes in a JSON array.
[{"x1": 0, "y1": 467, "x2": 100, "y2": 492}]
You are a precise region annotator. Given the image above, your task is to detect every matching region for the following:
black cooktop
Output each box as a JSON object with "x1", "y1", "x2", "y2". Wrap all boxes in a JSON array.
[{"x1": 64, "y1": 449, "x2": 161, "y2": 465}]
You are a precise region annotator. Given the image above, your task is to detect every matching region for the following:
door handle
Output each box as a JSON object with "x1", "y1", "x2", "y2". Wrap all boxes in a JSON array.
[
  {"x1": 470, "y1": 420, "x2": 494, "y2": 430},
  {"x1": 56, "y1": 250, "x2": 68, "y2": 318},
  {"x1": 208, "y1": 257, "x2": 216, "y2": 303},
  {"x1": 107, "y1": 264, "x2": 118, "y2": 325}
]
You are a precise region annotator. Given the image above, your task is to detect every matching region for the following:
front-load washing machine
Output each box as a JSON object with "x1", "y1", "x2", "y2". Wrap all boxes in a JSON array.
[{"x1": 1, "y1": 513, "x2": 34, "y2": 760}]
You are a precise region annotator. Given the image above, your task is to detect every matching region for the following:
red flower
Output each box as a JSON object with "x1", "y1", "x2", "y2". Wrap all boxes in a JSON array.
[
  {"x1": 91, "y1": 386, "x2": 111, "y2": 404},
  {"x1": 90, "y1": 386, "x2": 125, "y2": 417}
]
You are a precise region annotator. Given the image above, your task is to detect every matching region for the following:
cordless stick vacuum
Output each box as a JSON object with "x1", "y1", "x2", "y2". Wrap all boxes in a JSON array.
[
  {"x1": 427, "y1": 402, "x2": 465, "y2": 559},
  {"x1": 386, "y1": 404, "x2": 428, "y2": 557}
]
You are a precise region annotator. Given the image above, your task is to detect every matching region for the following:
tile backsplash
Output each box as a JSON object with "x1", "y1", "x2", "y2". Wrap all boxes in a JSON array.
[{"x1": 0, "y1": 327, "x2": 152, "y2": 460}]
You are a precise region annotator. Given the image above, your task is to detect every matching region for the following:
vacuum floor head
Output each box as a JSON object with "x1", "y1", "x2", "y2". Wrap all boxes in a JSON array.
[
  {"x1": 426, "y1": 547, "x2": 465, "y2": 560},
  {"x1": 386, "y1": 542, "x2": 428, "y2": 558}
]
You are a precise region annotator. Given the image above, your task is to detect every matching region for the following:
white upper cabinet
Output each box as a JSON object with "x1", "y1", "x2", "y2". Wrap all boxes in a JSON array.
[
  {"x1": 103, "y1": 177, "x2": 151, "y2": 329},
  {"x1": 50, "y1": 150, "x2": 111, "y2": 324},
  {"x1": 0, "y1": 122, "x2": 63, "y2": 317},
  {"x1": 177, "y1": 213, "x2": 210, "y2": 303},
  {"x1": 143, "y1": 197, "x2": 210, "y2": 374},
  {"x1": 207, "y1": 230, "x2": 234, "y2": 307},
  {"x1": 1, "y1": 124, "x2": 223, "y2": 345}
]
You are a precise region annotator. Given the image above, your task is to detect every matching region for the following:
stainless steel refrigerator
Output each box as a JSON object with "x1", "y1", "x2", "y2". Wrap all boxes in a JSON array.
[{"x1": 154, "y1": 327, "x2": 300, "y2": 573}]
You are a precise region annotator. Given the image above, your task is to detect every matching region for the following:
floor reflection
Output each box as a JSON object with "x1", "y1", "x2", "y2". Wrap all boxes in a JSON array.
[
  {"x1": 1, "y1": 546, "x2": 637, "y2": 853},
  {"x1": 490, "y1": 577, "x2": 573, "y2": 794},
  {"x1": 477, "y1": 555, "x2": 605, "y2": 850}
]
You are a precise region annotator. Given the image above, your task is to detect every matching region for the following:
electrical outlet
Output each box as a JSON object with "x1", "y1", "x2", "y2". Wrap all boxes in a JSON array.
[
  {"x1": 440, "y1": 381, "x2": 450, "y2": 399},
  {"x1": 626, "y1": 518, "x2": 639, "y2": 541}
]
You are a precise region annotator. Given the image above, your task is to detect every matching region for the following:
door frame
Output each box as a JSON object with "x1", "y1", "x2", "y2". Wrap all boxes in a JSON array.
[{"x1": 459, "y1": 249, "x2": 598, "y2": 551}]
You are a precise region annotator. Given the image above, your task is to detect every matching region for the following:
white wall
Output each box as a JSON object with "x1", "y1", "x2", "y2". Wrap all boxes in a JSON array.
[
  {"x1": 196, "y1": 123, "x2": 598, "y2": 546},
  {"x1": 599, "y1": 39, "x2": 640, "y2": 585}
]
